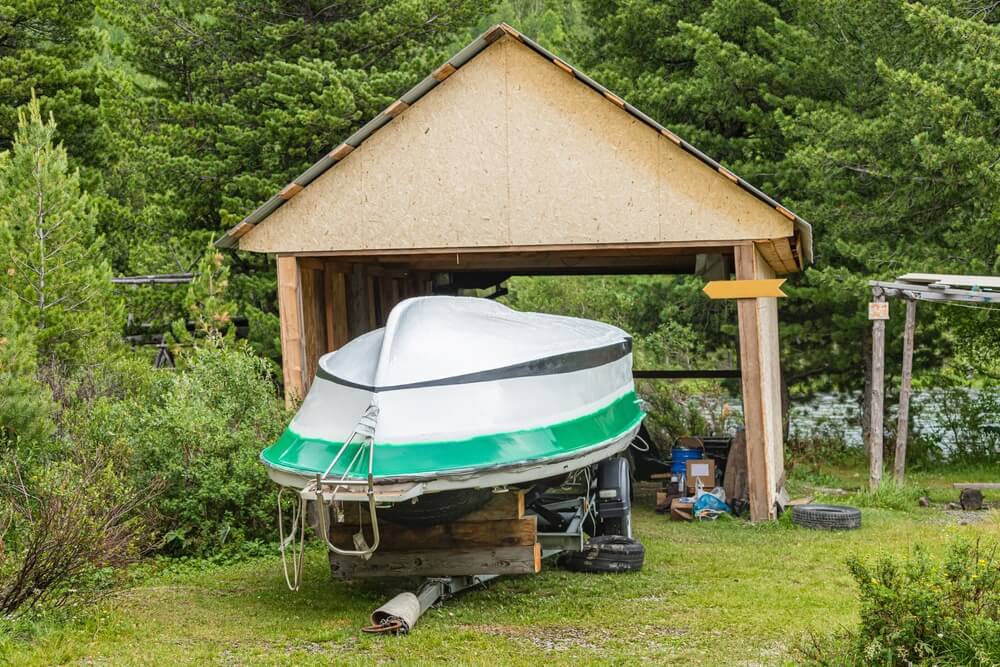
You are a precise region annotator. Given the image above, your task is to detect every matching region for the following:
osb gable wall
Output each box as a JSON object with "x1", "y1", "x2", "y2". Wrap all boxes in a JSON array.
[{"x1": 241, "y1": 35, "x2": 794, "y2": 255}]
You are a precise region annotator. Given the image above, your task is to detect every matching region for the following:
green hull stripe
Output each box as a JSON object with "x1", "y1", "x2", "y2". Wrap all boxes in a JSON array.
[{"x1": 261, "y1": 391, "x2": 644, "y2": 478}]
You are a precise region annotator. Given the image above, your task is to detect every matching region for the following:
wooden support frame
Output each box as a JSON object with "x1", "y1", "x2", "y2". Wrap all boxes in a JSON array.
[
  {"x1": 275, "y1": 249, "x2": 792, "y2": 524},
  {"x1": 329, "y1": 491, "x2": 541, "y2": 578},
  {"x1": 734, "y1": 244, "x2": 784, "y2": 521}
]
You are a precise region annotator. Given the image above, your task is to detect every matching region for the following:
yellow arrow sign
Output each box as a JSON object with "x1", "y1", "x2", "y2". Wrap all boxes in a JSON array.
[{"x1": 703, "y1": 279, "x2": 787, "y2": 299}]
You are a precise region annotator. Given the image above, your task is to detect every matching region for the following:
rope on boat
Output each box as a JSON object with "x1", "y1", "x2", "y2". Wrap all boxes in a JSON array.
[
  {"x1": 277, "y1": 487, "x2": 306, "y2": 591},
  {"x1": 630, "y1": 433, "x2": 651, "y2": 453}
]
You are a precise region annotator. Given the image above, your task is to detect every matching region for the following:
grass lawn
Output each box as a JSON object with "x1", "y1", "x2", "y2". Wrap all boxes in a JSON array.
[{"x1": 3, "y1": 464, "x2": 998, "y2": 666}]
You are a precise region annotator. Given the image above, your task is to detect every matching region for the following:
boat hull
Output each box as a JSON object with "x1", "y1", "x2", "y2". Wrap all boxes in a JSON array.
[
  {"x1": 263, "y1": 422, "x2": 641, "y2": 502},
  {"x1": 260, "y1": 296, "x2": 645, "y2": 501}
]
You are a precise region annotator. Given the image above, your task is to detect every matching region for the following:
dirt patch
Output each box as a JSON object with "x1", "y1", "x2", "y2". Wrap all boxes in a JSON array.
[
  {"x1": 462, "y1": 623, "x2": 685, "y2": 652},
  {"x1": 937, "y1": 508, "x2": 998, "y2": 525}
]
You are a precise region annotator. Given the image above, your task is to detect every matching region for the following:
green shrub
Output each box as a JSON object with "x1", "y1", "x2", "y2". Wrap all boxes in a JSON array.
[
  {"x1": 0, "y1": 455, "x2": 151, "y2": 617},
  {"x1": 0, "y1": 321, "x2": 54, "y2": 450},
  {"x1": 802, "y1": 539, "x2": 1000, "y2": 666},
  {"x1": 124, "y1": 342, "x2": 288, "y2": 555}
]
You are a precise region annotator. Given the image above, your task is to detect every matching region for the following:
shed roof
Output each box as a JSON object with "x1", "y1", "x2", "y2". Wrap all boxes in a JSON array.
[{"x1": 217, "y1": 23, "x2": 813, "y2": 269}]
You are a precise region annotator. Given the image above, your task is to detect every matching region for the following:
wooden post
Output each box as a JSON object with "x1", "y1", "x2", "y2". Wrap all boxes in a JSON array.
[
  {"x1": 734, "y1": 245, "x2": 783, "y2": 521},
  {"x1": 868, "y1": 288, "x2": 886, "y2": 489},
  {"x1": 893, "y1": 298, "x2": 917, "y2": 483},
  {"x1": 276, "y1": 256, "x2": 306, "y2": 407}
]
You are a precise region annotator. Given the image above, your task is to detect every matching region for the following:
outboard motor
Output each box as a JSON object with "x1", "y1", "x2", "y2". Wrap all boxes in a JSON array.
[{"x1": 596, "y1": 457, "x2": 632, "y2": 537}]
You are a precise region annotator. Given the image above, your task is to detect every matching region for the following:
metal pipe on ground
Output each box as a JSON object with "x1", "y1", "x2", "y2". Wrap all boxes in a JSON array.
[
  {"x1": 363, "y1": 575, "x2": 500, "y2": 634},
  {"x1": 364, "y1": 580, "x2": 444, "y2": 634}
]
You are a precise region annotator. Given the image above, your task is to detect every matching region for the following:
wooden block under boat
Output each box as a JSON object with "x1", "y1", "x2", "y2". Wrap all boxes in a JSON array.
[
  {"x1": 456, "y1": 490, "x2": 525, "y2": 521},
  {"x1": 334, "y1": 490, "x2": 525, "y2": 526},
  {"x1": 329, "y1": 543, "x2": 542, "y2": 578},
  {"x1": 326, "y1": 515, "x2": 537, "y2": 551}
]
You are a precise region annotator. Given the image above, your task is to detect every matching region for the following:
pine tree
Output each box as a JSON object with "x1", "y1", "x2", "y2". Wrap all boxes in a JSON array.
[
  {"x1": 0, "y1": 96, "x2": 122, "y2": 365},
  {"x1": 0, "y1": 299, "x2": 55, "y2": 449},
  {"x1": 0, "y1": 0, "x2": 107, "y2": 176},
  {"x1": 100, "y1": 0, "x2": 491, "y2": 364},
  {"x1": 581, "y1": 0, "x2": 1000, "y2": 395}
]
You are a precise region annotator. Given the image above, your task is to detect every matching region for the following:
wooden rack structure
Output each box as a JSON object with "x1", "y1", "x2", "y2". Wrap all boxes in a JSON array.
[{"x1": 866, "y1": 273, "x2": 1000, "y2": 488}]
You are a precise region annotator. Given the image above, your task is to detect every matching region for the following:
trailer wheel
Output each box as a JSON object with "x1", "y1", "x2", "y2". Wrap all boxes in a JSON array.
[{"x1": 561, "y1": 535, "x2": 645, "y2": 573}]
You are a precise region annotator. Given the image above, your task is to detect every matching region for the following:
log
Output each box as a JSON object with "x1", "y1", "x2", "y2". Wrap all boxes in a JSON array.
[
  {"x1": 959, "y1": 489, "x2": 984, "y2": 511},
  {"x1": 329, "y1": 543, "x2": 542, "y2": 578}
]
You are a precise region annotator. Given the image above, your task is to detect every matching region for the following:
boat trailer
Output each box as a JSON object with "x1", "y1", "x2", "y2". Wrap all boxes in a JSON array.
[{"x1": 357, "y1": 457, "x2": 635, "y2": 634}]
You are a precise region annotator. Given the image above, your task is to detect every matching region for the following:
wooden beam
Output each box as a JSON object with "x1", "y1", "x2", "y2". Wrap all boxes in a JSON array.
[
  {"x1": 329, "y1": 543, "x2": 541, "y2": 578},
  {"x1": 383, "y1": 99, "x2": 409, "y2": 119},
  {"x1": 735, "y1": 245, "x2": 783, "y2": 521},
  {"x1": 604, "y1": 91, "x2": 626, "y2": 108},
  {"x1": 278, "y1": 183, "x2": 303, "y2": 200},
  {"x1": 277, "y1": 239, "x2": 742, "y2": 258},
  {"x1": 893, "y1": 298, "x2": 917, "y2": 483},
  {"x1": 276, "y1": 256, "x2": 305, "y2": 406},
  {"x1": 552, "y1": 58, "x2": 573, "y2": 75},
  {"x1": 432, "y1": 62, "x2": 457, "y2": 81},
  {"x1": 660, "y1": 127, "x2": 682, "y2": 144},
  {"x1": 328, "y1": 143, "x2": 354, "y2": 160},
  {"x1": 337, "y1": 491, "x2": 525, "y2": 529},
  {"x1": 327, "y1": 516, "x2": 537, "y2": 551},
  {"x1": 229, "y1": 221, "x2": 254, "y2": 240},
  {"x1": 458, "y1": 491, "x2": 525, "y2": 521},
  {"x1": 633, "y1": 369, "x2": 740, "y2": 379},
  {"x1": 868, "y1": 288, "x2": 887, "y2": 489}
]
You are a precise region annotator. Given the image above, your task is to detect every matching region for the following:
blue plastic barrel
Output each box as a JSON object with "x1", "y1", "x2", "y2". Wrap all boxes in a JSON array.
[{"x1": 670, "y1": 447, "x2": 702, "y2": 475}]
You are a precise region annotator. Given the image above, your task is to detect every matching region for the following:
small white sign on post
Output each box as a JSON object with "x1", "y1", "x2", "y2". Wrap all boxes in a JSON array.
[{"x1": 868, "y1": 302, "x2": 889, "y2": 320}]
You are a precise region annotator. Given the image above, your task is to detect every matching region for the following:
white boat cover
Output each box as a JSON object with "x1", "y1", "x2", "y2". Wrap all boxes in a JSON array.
[{"x1": 262, "y1": 296, "x2": 644, "y2": 489}]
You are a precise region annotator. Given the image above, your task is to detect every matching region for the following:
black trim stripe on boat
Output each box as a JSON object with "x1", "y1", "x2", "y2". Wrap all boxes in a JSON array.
[{"x1": 316, "y1": 338, "x2": 632, "y2": 392}]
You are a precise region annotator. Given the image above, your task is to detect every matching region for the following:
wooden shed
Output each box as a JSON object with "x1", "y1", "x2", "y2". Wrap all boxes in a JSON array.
[{"x1": 217, "y1": 24, "x2": 814, "y2": 522}]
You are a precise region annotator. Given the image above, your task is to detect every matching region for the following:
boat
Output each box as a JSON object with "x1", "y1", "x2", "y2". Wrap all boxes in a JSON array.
[{"x1": 262, "y1": 296, "x2": 644, "y2": 555}]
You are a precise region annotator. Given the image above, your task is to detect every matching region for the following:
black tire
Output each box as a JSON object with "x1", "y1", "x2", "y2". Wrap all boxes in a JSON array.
[
  {"x1": 379, "y1": 488, "x2": 494, "y2": 526},
  {"x1": 561, "y1": 535, "x2": 645, "y2": 573},
  {"x1": 791, "y1": 504, "x2": 861, "y2": 530}
]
